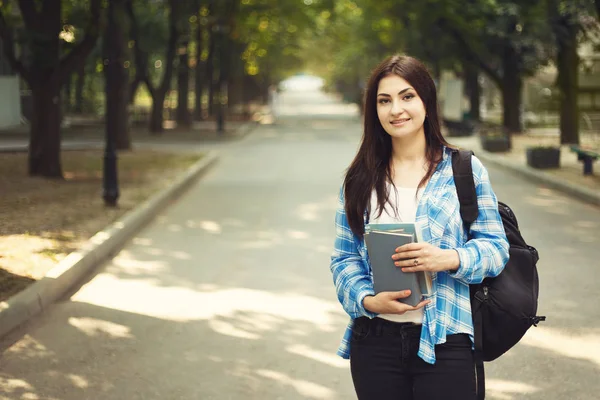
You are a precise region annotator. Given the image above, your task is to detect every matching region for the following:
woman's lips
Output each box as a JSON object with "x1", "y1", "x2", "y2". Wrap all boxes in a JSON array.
[{"x1": 391, "y1": 118, "x2": 410, "y2": 127}]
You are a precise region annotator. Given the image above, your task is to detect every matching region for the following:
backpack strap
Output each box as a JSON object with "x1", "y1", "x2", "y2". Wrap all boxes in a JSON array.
[
  {"x1": 473, "y1": 304, "x2": 486, "y2": 400},
  {"x1": 451, "y1": 149, "x2": 478, "y2": 226},
  {"x1": 451, "y1": 149, "x2": 485, "y2": 400}
]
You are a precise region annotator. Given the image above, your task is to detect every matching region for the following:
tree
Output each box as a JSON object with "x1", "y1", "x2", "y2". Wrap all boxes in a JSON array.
[
  {"x1": 104, "y1": 0, "x2": 130, "y2": 152},
  {"x1": 548, "y1": 0, "x2": 597, "y2": 145},
  {"x1": 435, "y1": 1, "x2": 553, "y2": 134},
  {"x1": 127, "y1": 0, "x2": 180, "y2": 133},
  {"x1": 176, "y1": 1, "x2": 198, "y2": 128},
  {"x1": 0, "y1": 0, "x2": 102, "y2": 178},
  {"x1": 193, "y1": 0, "x2": 206, "y2": 121}
]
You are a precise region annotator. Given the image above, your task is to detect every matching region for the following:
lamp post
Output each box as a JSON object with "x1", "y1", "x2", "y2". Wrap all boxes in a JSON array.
[{"x1": 103, "y1": 125, "x2": 119, "y2": 207}]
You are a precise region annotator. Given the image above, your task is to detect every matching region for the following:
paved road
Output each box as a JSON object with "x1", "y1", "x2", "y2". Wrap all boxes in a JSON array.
[{"x1": 1, "y1": 87, "x2": 599, "y2": 400}]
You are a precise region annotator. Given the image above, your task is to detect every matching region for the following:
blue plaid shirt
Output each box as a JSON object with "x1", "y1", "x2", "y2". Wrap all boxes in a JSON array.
[{"x1": 330, "y1": 146, "x2": 509, "y2": 364}]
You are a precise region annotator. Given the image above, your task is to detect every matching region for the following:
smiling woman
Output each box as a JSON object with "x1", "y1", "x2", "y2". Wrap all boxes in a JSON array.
[{"x1": 329, "y1": 54, "x2": 509, "y2": 400}]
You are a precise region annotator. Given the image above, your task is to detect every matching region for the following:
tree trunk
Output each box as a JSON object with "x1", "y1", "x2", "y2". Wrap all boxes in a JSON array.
[
  {"x1": 194, "y1": 17, "x2": 204, "y2": 121},
  {"x1": 207, "y1": 28, "x2": 215, "y2": 116},
  {"x1": 147, "y1": 0, "x2": 180, "y2": 134},
  {"x1": 557, "y1": 21, "x2": 580, "y2": 145},
  {"x1": 126, "y1": 0, "x2": 148, "y2": 106},
  {"x1": 74, "y1": 62, "x2": 85, "y2": 113},
  {"x1": 26, "y1": 0, "x2": 62, "y2": 178},
  {"x1": 501, "y1": 44, "x2": 523, "y2": 133},
  {"x1": 227, "y1": 61, "x2": 242, "y2": 111},
  {"x1": 105, "y1": 0, "x2": 131, "y2": 151},
  {"x1": 227, "y1": 42, "x2": 245, "y2": 113},
  {"x1": 149, "y1": 91, "x2": 167, "y2": 132},
  {"x1": 464, "y1": 63, "x2": 480, "y2": 121},
  {"x1": 63, "y1": 73, "x2": 72, "y2": 113},
  {"x1": 176, "y1": 36, "x2": 191, "y2": 127},
  {"x1": 29, "y1": 81, "x2": 62, "y2": 177},
  {"x1": 0, "y1": 0, "x2": 101, "y2": 178}
]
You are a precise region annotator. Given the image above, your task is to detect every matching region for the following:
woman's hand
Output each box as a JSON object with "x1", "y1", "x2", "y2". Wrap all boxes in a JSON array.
[
  {"x1": 363, "y1": 290, "x2": 430, "y2": 314},
  {"x1": 392, "y1": 243, "x2": 460, "y2": 273}
]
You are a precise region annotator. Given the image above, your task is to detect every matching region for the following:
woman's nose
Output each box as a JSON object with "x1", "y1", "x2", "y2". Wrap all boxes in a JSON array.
[{"x1": 391, "y1": 101, "x2": 403, "y2": 115}]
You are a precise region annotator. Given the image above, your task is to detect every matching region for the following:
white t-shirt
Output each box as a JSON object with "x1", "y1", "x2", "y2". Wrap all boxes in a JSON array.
[{"x1": 369, "y1": 185, "x2": 424, "y2": 324}]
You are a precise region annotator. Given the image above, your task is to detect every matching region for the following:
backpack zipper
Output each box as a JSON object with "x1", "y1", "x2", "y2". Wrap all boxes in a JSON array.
[{"x1": 475, "y1": 286, "x2": 489, "y2": 302}]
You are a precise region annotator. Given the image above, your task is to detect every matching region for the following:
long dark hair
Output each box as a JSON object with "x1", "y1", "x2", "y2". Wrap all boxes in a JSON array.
[{"x1": 344, "y1": 54, "x2": 451, "y2": 237}]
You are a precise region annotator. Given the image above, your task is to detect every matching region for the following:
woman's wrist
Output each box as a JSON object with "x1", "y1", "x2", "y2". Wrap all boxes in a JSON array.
[
  {"x1": 363, "y1": 295, "x2": 375, "y2": 313},
  {"x1": 445, "y1": 249, "x2": 460, "y2": 271}
]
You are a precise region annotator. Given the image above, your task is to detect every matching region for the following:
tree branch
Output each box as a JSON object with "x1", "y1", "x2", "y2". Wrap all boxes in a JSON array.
[
  {"x1": 58, "y1": 0, "x2": 102, "y2": 84},
  {"x1": 437, "y1": 18, "x2": 502, "y2": 86},
  {"x1": 0, "y1": 7, "x2": 30, "y2": 83}
]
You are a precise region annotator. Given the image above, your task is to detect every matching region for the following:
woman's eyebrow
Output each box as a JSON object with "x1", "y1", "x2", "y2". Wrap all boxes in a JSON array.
[{"x1": 377, "y1": 87, "x2": 414, "y2": 97}]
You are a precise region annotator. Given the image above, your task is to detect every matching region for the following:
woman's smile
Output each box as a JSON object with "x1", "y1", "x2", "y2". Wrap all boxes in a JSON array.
[{"x1": 390, "y1": 118, "x2": 411, "y2": 127}]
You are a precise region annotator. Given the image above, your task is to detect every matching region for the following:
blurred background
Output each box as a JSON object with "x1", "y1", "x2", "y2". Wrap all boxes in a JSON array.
[
  {"x1": 1, "y1": 2, "x2": 600, "y2": 399},
  {"x1": 0, "y1": 0, "x2": 599, "y2": 178}
]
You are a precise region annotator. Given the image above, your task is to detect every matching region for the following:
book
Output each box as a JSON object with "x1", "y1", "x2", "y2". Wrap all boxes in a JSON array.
[
  {"x1": 365, "y1": 222, "x2": 422, "y2": 242},
  {"x1": 364, "y1": 223, "x2": 432, "y2": 307}
]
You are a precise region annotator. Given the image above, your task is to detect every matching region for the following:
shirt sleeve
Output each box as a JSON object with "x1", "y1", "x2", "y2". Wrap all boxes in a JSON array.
[
  {"x1": 330, "y1": 187, "x2": 377, "y2": 319},
  {"x1": 450, "y1": 156, "x2": 510, "y2": 284}
]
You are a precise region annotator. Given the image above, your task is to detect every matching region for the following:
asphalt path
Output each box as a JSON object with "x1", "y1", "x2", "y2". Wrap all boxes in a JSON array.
[{"x1": 1, "y1": 87, "x2": 599, "y2": 400}]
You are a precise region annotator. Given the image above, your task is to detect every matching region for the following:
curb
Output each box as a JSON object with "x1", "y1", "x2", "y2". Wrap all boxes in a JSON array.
[
  {"x1": 0, "y1": 142, "x2": 103, "y2": 153},
  {"x1": 475, "y1": 151, "x2": 600, "y2": 207},
  {"x1": 0, "y1": 152, "x2": 219, "y2": 339}
]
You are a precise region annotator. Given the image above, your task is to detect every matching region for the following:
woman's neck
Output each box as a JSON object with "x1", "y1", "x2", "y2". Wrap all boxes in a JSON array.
[{"x1": 390, "y1": 133, "x2": 427, "y2": 167}]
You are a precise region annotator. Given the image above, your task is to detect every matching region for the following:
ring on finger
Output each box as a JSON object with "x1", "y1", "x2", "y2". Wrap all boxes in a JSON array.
[{"x1": 413, "y1": 258, "x2": 418, "y2": 266}]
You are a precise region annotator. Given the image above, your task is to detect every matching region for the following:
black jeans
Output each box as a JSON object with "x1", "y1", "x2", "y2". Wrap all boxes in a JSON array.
[{"x1": 350, "y1": 317, "x2": 477, "y2": 400}]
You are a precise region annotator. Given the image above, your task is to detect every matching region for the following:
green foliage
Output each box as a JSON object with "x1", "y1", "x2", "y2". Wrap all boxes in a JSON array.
[
  {"x1": 235, "y1": 0, "x2": 332, "y2": 83},
  {"x1": 298, "y1": 0, "x2": 594, "y2": 105}
]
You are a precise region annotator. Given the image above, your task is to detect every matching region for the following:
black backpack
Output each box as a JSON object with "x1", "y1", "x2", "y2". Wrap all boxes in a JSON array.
[{"x1": 451, "y1": 149, "x2": 546, "y2": 400}]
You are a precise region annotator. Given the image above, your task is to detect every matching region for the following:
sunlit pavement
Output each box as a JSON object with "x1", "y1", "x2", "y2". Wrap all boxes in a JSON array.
[{"x1": 1, "y1": 83, "x2": 599, "y2": 400}]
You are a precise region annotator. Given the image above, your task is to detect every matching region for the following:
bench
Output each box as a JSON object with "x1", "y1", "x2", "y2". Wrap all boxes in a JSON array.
[{"x1": 570, "y1": 145, "x2": 600, "y2": 175}]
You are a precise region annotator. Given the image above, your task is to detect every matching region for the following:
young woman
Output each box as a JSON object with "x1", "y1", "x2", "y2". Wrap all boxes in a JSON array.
[{"x1": 329, "y1": 55, "x2": 509, "y2": 400}]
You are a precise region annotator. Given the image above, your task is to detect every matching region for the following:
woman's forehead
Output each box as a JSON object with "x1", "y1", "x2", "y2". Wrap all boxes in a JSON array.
[{"x1": 377, "y1": 75, "x2": 412, "y2": 93}]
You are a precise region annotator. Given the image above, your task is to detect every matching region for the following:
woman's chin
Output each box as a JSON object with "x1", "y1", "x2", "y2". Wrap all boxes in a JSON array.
[{"x1": 386, "y1": 127, "x2": 418, "y2": 139}]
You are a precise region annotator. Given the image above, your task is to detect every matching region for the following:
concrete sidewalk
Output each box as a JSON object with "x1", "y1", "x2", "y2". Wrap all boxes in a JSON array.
[
  {"x1": 0, "y1": 120, "x2": 258, "y2": 153},
  {"x1": 448, "y1": 133, "x2": 600, "y2": 207}
]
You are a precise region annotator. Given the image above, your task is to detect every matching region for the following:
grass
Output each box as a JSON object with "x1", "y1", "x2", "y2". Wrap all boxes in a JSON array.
[{"x1": 0, "y1": 149, "x2": 204, "y2": 302}]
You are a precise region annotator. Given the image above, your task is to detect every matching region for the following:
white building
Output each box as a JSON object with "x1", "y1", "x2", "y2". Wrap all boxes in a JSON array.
[{"x1": 0, "y1": 39, "x2": 22, "y2": 130}]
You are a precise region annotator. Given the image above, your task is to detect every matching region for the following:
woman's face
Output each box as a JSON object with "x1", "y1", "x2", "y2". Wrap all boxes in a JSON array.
[{"x1": 376, "y1": 75, "x2": 426, "y2": 140}]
